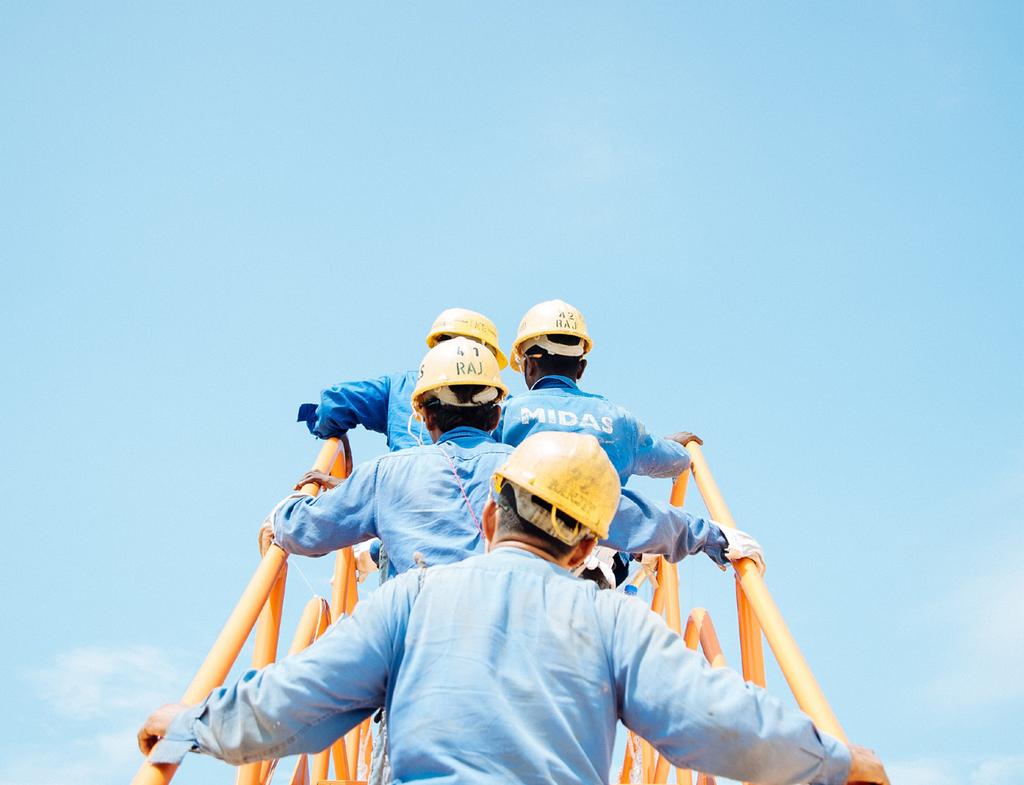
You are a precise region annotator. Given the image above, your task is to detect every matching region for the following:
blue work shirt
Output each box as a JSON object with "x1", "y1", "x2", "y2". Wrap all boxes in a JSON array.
[
  {"x1": 495, "y1": 375, "x2": 690, "y2": 484},
  {"x1": 304, "y1": 369, "x2": 426, "y2": 450},
  {"x1": 152, "y1": 548, "x2": 851, "y2": 785},
  {"x1": 271, "y1": 427, "x2": 729, "y2": 577}
]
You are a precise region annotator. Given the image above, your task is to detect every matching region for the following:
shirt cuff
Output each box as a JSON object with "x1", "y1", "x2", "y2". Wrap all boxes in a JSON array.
[
  {"x1": 814, "y1": 732, "x2": 852, "y2": 785},
  {"x1": 148, "y1": 703, "x2": 205, "y2": 765},
  {"x1": 704, "y1": 523, "x2": 730, "y2": 566}
]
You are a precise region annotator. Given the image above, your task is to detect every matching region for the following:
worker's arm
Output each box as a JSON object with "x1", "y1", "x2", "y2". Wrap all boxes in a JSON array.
[
  {"x1": 271, "y1": 459, "x2": 381, "y2": 556},
  {"x1": 627, "y1": 417, "x2": 694, "y2": 479},
  {"x1": 306, "y1": 375, "x2": 392, "y2": 439},
  {"x1": 602, "y1": 489, "x2": 729, "y2": 565},
  {"x1": 604, "y1": 593, "x2": 852, "y2": 785},
  {"x1": 143, "y1": 576, "x2": 417, "y2": 766}
]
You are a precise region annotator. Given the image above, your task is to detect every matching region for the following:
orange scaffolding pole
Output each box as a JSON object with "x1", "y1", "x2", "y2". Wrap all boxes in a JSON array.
[
  {"x1": 287, "y1": 597, "x2": 333, "y2": 785},
  {"x1": 684, "y1": 441, "x2": 846, "y2": 742},
  {"x1": 131, "y1": 439, "x2": 344, "y2": 785},
  {"x1": 236, "y1": 565, "x2": 288, "y2": 785},
  {"x1": 681, "y1": 441, "x2": 768, "y2": 689}
]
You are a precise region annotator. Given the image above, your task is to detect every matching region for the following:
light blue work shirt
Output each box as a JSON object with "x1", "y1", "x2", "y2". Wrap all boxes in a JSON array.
[
  {"x1": 495, "y1": 375, "x2": 690, "y2": 484},
  {"x1": 272, "y1": 427, "x2": 729, "y2": 578},
  {"x1": 152, "y1": 548, "x2": 851, "y2": 785},
  {"x1": 310, "y1": 369, "x2": 427, "y2": 449}
]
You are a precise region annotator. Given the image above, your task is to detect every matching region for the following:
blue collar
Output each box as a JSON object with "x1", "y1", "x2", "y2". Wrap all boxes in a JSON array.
[
  {"x1": 436, "y1": 426, "x2": 497, "y2": 445},
  {"x1": 530, "y1": 375, "x2": 579, "y2": 391},
  {"x1": 485, "y1": 545, "x2": 570, "y2": 575}
]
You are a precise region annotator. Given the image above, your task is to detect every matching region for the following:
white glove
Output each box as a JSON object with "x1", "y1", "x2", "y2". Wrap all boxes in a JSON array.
[
  {"x1": 718, "y1": 525, "x2": 766, "y2": 575},
  {"x1": 353, "y1": 538, "x2": 379, "y2": 557},
  {"x1": 574, "y1": 545, "x2": 618, "y2": 587},
  {"x1": 354, "y1": 538, "x2": 381, "y2": 583}
]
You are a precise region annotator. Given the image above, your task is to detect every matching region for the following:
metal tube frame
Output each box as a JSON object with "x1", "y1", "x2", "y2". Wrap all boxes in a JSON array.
[{"x1": 131, "y1": 438, "x2": 349, "y2": 785}]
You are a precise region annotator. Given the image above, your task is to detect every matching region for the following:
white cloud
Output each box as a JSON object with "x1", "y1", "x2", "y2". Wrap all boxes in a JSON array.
[
  {"x1": 970, "y1": 755, "x2": 1024, "y2": 785},
  {"x1": 0, "y1": 725, "x2": 143, "y2": 785},
  {"x1": 887, "y1": 756, "x2": 1024, "y2": 785},
  {"x1": 0, "y1": 645, "x2": 192, "y2": 785},
  {"x1": 924, "y1": 556, "x2": 1024, "y2": 709},
  {"x1": 888, "y1": 758, "x2": 959, "y2": 785},
  {"x1": 28, "y1": 644, "x2": 187, "y2": 720}
]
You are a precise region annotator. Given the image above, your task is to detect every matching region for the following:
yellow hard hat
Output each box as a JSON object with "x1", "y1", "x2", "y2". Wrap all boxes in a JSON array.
[
  {"x1": 426, "y1": 308, "x2": 508, "y2": 370},
  {"x1": 412, "y1": 337, "x2": 509, "y2": 415},
  {"x1": 509, "y1": 299, "x2": 592, "y2": 372},
  {"x1": 492, "y1": 431, "x2": 621, "y2": 543}
]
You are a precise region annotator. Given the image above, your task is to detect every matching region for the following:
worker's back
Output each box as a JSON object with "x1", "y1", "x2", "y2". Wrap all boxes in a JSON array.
[
  {"x1": 386, "y1": 547, "x2": 848, "y2": 785},
  {"x1": 386, "y1": 547, "x2": 844, "y2": 785},
  {"x1": 389, "y1": 547, "x2": 620, "y2": 784},
  {"x1": 496, "y1": 375, "x2": 689, "y2": 484},
  {"x1": 273, "y1": 426, "x2": 513, "y2": 577},
  {"x1": 153, "y1": 533, "x2": 848, "y2": 785}
]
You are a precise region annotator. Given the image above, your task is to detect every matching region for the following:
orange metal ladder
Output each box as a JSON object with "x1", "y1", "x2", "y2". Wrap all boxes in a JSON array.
[
  {"x1": 131, "y1": 438, "x2": 847, "y2": 785},
  {"x1": 615, "y1": 440, "x2": 847, "y2": 784},
  {"x1": 130, "y1": 436, "x2": 368, "y2": 785}
]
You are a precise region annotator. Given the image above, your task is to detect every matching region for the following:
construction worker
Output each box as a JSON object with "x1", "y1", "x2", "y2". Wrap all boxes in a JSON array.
[
  {"x1": 140, "y1": 431, "x2": 887, "y2": 785},
  {"x1": 295, "y1": 307, "x2": 508, "y2": 579},
  {"x1": 497, "y1": 299, "x2": 707, "y2": 586},
  {"x1": 497, "y1": 299, "x2": 697, "y2": 484},
  {"x1": 297, "y1": 307, "x2": 508, "y2": 449},
  {"x1": 260, "y1": 338, "x2": 765, "y2": 579}
]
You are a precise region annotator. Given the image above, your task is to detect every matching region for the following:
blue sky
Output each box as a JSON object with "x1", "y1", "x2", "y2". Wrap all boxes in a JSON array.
[{"x1": 1, "y1": 3, "x2": 1021, "y2": 784}]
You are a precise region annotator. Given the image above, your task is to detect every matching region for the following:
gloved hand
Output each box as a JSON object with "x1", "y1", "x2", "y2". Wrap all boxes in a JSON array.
[
  {"x1": 354, "y1": 539, "x2": 381, "y2": 583},
  {"x1": 575, "y1": 546, "x2": 618, "y2": 588},
  {"x1": 258, "y1": 521, "x2": 275, "y2": 556},
  {"x1": 258, "y1": 492, "x2": 311, "y2": 556},
  {"x1": 355, "y1": 550, "x2": 379, "y2": 583},
  {"x1": 719, "y1": 525, "x2": 766, "y2": 575}
]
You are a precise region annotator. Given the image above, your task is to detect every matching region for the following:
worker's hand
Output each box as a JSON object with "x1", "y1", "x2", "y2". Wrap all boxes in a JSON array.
[
  {"x1": 294, "y1": 470, "x2": 342, "y2": 492},
  {"x1": 356, "y1": 550, "x2": 379, "y2": 583},
  {"x1": 137, "y1": 702, "x2": 187, "y2": 756},
  {"x1": 667, "y1": 431, "x2": 703, "y2": 447},
  {"x1": 258, "y1": 522, "x2": 275, "y2": 556},
  {"x1": 719, "y1": 526, "x2": 766, "y2": 575},
  {"x1": 846, "y1": 744, "x2": 889, "y2": 784}
]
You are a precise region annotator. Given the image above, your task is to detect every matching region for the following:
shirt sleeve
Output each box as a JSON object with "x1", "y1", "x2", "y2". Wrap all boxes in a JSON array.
[
  {"x1": 272, "y1": 460, "x2": 381, "y2": 557},
  {"x1": 150, "y1": 575, "x2": 419, "y2": 766},
  {"x1": 312, "y1": 375, "x2": 392, "y2": 439},
  {"x1": 628, "y1": 417, "x2": 691, "y2": 479},
  {"x1": 602, "y1": 594, "x2": 852, "y2": 785},
  {"x1": 601, "y1": 489, "x2": 729, "y2": 565}
]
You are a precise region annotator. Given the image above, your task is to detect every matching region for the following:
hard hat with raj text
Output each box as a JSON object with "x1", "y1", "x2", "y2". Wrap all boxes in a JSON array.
[
  {"x1": 426, "y1": 308, "x2": 508, "y2": 369},
  {"x1": 493, "y1": 431, "x2": 621, "y2": 543},
  {"x1": 412, "y1": 337, "x2": 509, "y2": 416},
  {"x1": 509, "y1": 299, "x2": 593, "y2": 372}
]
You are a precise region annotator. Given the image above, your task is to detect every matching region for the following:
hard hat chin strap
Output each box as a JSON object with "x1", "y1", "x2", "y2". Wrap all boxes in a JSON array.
[
  {"x1": 510, "y1": 484, "x2": 589, "y2": 546},
  {"x1": 406, "y1": 412, "x2": 425, "y2": 446}
]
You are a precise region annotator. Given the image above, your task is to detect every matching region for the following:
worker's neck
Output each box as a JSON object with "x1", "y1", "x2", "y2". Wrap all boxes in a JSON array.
[
  {"x1": 490, "y1": 538, "x2": 572, "y2": 568},
  {"x1": 528, "y1": 372, "x2": 578, "y2": 390}
]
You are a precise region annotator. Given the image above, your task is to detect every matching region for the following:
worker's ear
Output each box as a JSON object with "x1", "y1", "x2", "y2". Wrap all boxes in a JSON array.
[
  {"x1": 566, "y1": 537, "x2": 597, "y2": 570},
  {"x1": 523, "y1": 356, "x2": 539, "y2": 387},
  {"x1": 487, "y1": 405, "x2": 501, "y2": 432},
  {"x1": 482, "y1": 498, "x2": 498, "y2": 551},
  {"x1": 575, "y1": 358, "x2": 587, "y2": 381}
]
